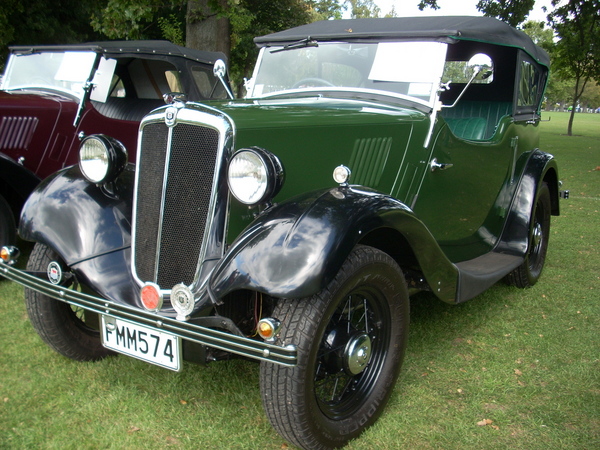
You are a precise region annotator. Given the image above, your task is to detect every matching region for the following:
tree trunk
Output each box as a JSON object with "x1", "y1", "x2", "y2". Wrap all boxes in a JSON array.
[
  {"x1": 567, "y1": 75, "x2": 590, "y2": 136},
  {"x1": 567, "y1": 107, "x2": 575, "y2": 136},
  {"x1": 186, "y1": 0, "x2": 231, "y2": 59}
]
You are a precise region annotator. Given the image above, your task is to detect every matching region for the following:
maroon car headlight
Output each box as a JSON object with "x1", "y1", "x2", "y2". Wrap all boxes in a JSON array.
[
  {"x1": 228, "y1": 147, "x2": 284, "y2": 205},
  {"x1": 78, "y1": 135, "x2": 127, "y2": 184}
]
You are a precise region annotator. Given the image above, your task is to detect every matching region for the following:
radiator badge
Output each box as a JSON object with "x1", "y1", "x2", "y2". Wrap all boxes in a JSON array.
[
  {"x1": 171, "y1": 284, "x2": 194, "y2": 321},
  {"x1": 165, "y1": 106, "x2": 178, "y2": 127},
  {"x1": 47, "y1": 261, "x2": 63, "y2": 285}
]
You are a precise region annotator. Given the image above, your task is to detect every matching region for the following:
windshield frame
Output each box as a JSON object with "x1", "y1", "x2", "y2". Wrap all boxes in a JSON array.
[{"x1": 246, "y1": 40, "x2": 448, "y2": 110}]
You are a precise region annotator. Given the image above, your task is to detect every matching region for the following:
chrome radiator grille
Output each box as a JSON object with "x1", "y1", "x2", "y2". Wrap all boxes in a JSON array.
[{"x1": 133, "y1": 121, "x2": 220, "y2": 288}]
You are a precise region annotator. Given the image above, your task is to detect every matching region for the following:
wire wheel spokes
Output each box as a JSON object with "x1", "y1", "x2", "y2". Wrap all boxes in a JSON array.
[{"x1": 314, "y1": 289, "x2": 388, "y2": 419}]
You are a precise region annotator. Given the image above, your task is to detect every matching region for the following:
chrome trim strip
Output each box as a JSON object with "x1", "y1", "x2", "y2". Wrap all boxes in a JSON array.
[
  {"x1": 0, "y1": 262, "x2": 297, "y2": 366},
  {"x1": 154, "y1": 126, "x2": 174, "y2": 283}
]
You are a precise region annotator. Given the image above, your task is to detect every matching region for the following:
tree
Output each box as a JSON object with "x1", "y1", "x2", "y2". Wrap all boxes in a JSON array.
[
  {"x1": 476, "y1": 0, "x2": 535, "y2": 27},
  {"x1": 521, "y1": 20, "x2": 554, "y2": 50},
  {"x1": 186, "y1": 0, "x2": 231, "y2": 57},
  {"x1": 344, "y1": 0, "x2": 381, "y2": 18},
  {"x1": 417, "y1": 0, "x2": 440, "y2": 11},
  {"x1": 0, "y1": 0, "x2": 104, "y2": 67},
  {"x1": 547, "y1": 0, "x2": 600, "y2": 135},
  {"x1": 90, "y1": 0, "x2": 186, "y2": 42},
  {"x1": 418, "y1": 0, "x2": 536, "y2": 27}
]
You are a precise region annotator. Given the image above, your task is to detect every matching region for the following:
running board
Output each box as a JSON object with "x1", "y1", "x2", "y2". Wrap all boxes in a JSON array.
[{"x1": 455, "y1": 252, "x2": 523, "y2": 302}]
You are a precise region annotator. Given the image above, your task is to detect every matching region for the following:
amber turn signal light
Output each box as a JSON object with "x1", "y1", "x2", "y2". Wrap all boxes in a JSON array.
[
  {"x1": 257, "y1": 318, "x2": 282, "y2": 341},
  {"x1": 0, "y1": 246, "x2": 20, "y2": 264}
]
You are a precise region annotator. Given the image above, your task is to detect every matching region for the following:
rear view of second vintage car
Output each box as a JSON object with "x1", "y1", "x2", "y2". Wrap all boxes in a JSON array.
[{"x1": 2, "y1": 17, "x2": 565, "y2": 449}]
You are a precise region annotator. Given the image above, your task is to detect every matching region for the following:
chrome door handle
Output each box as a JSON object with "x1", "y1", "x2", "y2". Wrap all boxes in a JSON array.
[{"x1": 430, "y1": 158, "x2": 453, "y2": 172}]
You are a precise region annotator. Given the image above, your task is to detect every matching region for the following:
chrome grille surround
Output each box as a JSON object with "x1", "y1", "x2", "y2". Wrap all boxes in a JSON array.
[{"x1": 131, "y1": 103, "x2": 234, "y2": 292}]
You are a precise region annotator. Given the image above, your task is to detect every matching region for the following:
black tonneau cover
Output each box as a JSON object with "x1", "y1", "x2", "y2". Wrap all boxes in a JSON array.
[
  {"x1": 255, "y1": 16, "x2": 549, "y2": 67},
  {"x1": 10, "y1": 40, "x2": 226, "y2": 65}
]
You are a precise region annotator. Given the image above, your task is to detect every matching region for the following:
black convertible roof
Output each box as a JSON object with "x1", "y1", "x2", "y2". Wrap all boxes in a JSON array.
[
  {"x1": 10, "y1": 40, "x2": 226, "y2": 65},
  {"x1": 255, "y1": 16, "x2": 549, "y2": 67}
]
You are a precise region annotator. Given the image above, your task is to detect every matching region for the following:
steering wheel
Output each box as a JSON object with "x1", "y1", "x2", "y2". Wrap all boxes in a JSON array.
[{"x1": 292, "y1": 78, "x2": 335, "y2": 89}]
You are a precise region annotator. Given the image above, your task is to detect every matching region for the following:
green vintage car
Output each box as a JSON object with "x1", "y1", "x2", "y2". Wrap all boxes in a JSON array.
[{"x1": 2, "y1": 16, "x2": 567, "y2": 449}]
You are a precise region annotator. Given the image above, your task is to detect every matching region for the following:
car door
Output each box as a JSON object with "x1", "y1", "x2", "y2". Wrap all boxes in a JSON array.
[{"x1": 412, "y1": 118, "x2": 517, "y2": 262}]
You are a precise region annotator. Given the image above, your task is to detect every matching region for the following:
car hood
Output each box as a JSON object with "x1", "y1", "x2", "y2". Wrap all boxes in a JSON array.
[
  {"x1": 198, "y1": 96, "x2": 432, "y2": 239},
  {"x1": 214, "y1": 97, "x2": 427, "y2": 130}
]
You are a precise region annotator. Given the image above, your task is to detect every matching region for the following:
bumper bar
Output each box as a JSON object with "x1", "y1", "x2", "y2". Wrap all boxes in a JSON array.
[{"x1": 0, "y1": 261, "x2": 297, "y2": 367}]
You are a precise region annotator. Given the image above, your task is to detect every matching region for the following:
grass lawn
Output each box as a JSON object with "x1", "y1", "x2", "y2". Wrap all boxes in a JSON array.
[{"x1": 0, "y1": 112, "x2": 598, "y2": 449}]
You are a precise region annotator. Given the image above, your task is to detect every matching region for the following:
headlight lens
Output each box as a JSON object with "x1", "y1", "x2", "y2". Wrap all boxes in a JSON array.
[
  {"x1": 228, "y1": 148, "x2": 284, "y2": 205},
  {"x1": 78, "y1": 135, "x2": 127, "y2": 184}
]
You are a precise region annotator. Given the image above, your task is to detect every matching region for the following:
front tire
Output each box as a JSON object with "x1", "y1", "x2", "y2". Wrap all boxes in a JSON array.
[
  {"x1": 506, "y1": 182, "x2": 551, "y2": 288},
  {"x1": 24, "y1": 243, "x2": 113, "y2": 361},
  {"x1": 260, "y1": 246, "x2": 409, "y2": 449}
]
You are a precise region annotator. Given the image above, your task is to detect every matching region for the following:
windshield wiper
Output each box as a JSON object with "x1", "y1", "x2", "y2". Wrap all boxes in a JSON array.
[{"x1": 271, "y1": 38, "x2": 318, "y2": 53}]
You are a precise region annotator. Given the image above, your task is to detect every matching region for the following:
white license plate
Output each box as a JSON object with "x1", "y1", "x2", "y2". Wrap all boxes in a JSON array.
[{"x1": 101, "y1": 315, "x2": 182, "y2": 371}]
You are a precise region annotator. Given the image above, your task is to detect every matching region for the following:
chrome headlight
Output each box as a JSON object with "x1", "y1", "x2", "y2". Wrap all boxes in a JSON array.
[
  {"x1": 228, "y1": 148, "x2": 284, "y2": 205},
  {"x1": 78, "y1": 135, "x2": 127, "y2": 184}
]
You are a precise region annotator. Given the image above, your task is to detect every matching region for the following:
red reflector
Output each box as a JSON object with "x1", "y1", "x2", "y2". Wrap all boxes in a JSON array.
[{"x1": 141, "y1": 283, "x2": 162, "y2": 311}]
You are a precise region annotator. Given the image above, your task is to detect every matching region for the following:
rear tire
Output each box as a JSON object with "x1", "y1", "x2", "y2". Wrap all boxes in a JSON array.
[
  {"x1": 24, "y1": 243, "x2": 112, "y2": 361},
  {"x1": 260, "y1": 246, "x2": 409, "y2": 449},
  {"x1": 505, "y1": 182, "x2": 551, "y2": 288}
]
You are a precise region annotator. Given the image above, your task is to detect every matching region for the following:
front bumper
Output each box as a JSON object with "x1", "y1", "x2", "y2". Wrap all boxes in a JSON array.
[{"x1": 0, "y1": 261, "x2": 297, "y2": 367}]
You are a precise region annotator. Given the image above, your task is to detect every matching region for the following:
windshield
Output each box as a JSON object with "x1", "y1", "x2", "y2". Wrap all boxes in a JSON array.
[
  {"x1": 1, "y1": 51, "x2": 97, "y2": 100},
  {"x1": 247, "y1": 41, "x2": 448, "y2": 107}
]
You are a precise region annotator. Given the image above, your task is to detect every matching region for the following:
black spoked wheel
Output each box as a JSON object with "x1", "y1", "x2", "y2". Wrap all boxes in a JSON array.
[
  {"x1": 260, "y1": 246, "x2": 409, "y2": 449},
  {"x1": 506, "y1": 182, "x2": 551, "y2": 288},
  {"x1": 24, "y1": 243, "x2": 113, "y2": 361}
]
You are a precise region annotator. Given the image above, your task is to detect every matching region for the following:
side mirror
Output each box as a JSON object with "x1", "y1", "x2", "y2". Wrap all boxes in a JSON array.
[
  {"x1": 442, "y1": 53, "x2": 493, "y2": 108},
  {"x1": 213, "y1": 59, "x2": 234, "y2": 99},
  {"x1": 467, "y1": 53, "x2": 493, "y2": 83},
  {"x1": 213, "y1": 59, "x2": 227, "y2": 80}
]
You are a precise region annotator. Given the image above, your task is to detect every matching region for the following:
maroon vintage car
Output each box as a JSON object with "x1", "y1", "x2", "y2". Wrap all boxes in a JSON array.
[{"x1": 0, "y1": 40, "x2": 230, "y2": 245}]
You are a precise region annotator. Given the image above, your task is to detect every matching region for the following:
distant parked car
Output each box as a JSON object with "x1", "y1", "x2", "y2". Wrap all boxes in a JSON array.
[
  {"x1": 2, "y1": 17, "x2": 568, "y2": 449},
  {"x1": 0, "y1": 40, "x2": 230, "y2": 245}
]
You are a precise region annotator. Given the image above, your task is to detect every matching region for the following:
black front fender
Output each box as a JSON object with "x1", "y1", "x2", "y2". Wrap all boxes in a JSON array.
[
  {"x1": 19, "y1": 165, "x2": 134, "y2": 264},
  {"x1": 18, "y1": 165, "x2": 139, "y2": 307},
  {"x1": 210, "y1": 187, "x2": 459, "y2": 302}
]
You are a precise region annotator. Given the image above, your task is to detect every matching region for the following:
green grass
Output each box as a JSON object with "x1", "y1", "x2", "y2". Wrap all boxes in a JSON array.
[{"x1": 1, "y1": 112, "x2": 598, "y2": 449}]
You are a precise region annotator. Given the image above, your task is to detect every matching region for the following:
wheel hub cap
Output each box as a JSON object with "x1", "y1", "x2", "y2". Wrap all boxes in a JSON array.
[
  {"x1": 344, "y1": 333, "x2": 372, "y2": 375},
  {"x1": 532, "y1": 222, "x2": 543, "y2": 249}
]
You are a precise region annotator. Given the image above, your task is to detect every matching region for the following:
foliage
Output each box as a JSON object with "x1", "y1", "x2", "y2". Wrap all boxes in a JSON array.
[
  {"x1": 158, "y1": 14, "x2": 186, "y2": 46},
  {"x1": 0, "y1": 0, "x2": 105, "y2": 67},
  {"x1": 90, "y1": 0, "x2": 187, "y2": 41},
  {"x1": 547, "y1": 0, "x2": 600, "y2": 135},
  {"x1": 344, "y1": 0, "x2": 381, "y2": 18},
  {"x1": 418, "y1": 0, "x2": 537, "y2": 27},
  {"x1": 476, "y1": 0, "x2": 535, "y2": 27},
  {"x1": 521, "y1": 20, "x2": 554, "y2": 50},
  {"x1": 417, "y1": 0, "x2": 440, "y2": 10},
  {"x1": 307, "y1": 0, "x2": 344, "y2": 20}
]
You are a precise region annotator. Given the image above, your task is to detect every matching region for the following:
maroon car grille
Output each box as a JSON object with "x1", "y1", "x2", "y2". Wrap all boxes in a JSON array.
[
  {"x1": 0, "y1": 116, "x2": 38, "y2": 149},
  {"x1": 134, "y1": 122, "x2": 220, "y2": 288}
]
